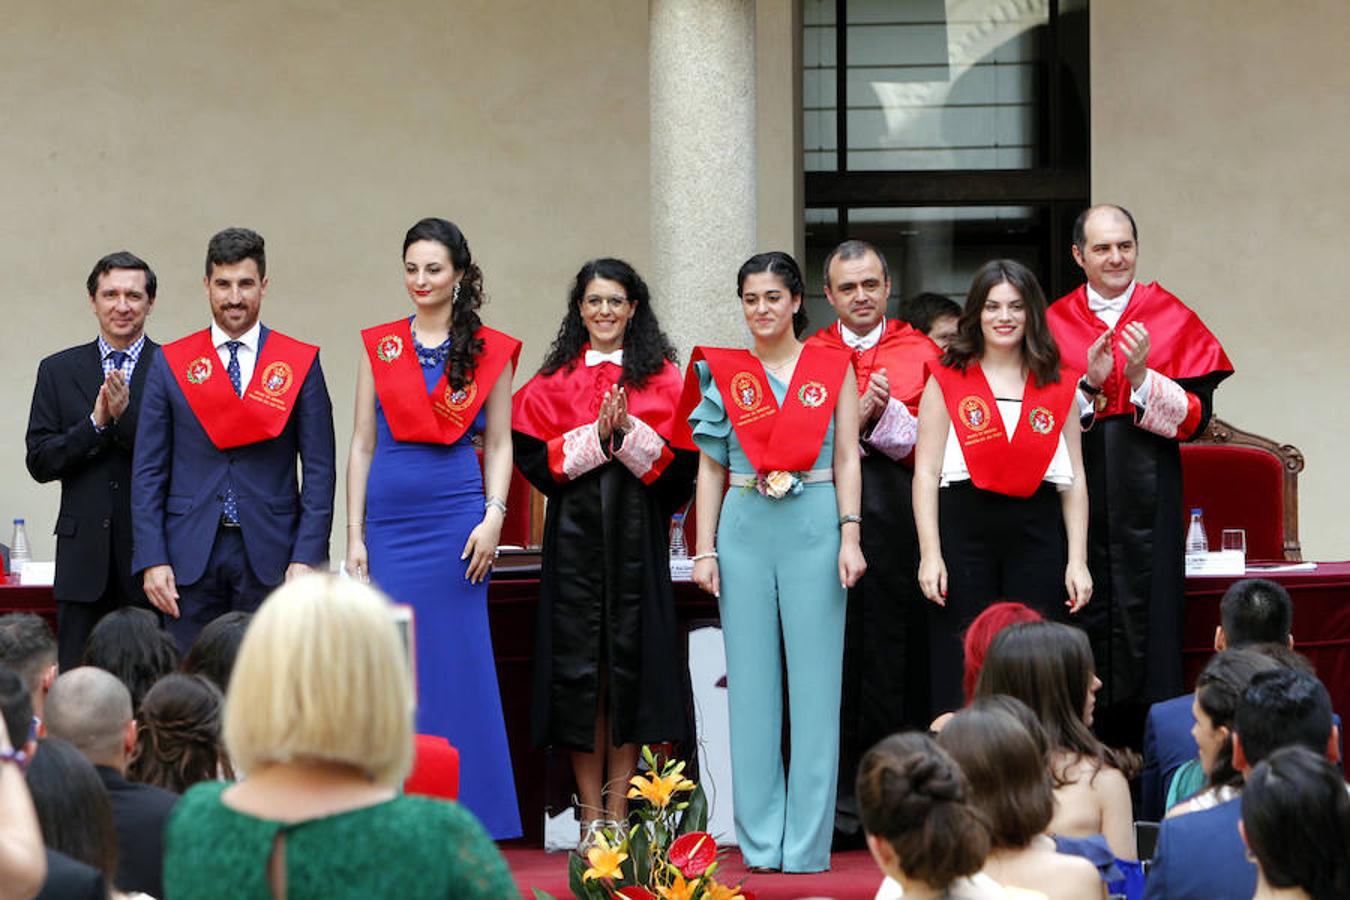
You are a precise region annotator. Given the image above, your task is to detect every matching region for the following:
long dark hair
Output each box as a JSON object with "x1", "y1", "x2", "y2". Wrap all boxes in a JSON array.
[
  {"x1": 27, "y1": 736, "x2": 119, "y2": 882},
  {"x1": 1242, "y1": 746, "x2": 1350, "y2": 900},
  {"x1": 941, "y1": 259, "x2": 1061, "y2": 387},
  {"x1": 403, "y1": 217, "x2": 484, "y2": 392},
  {"x1": 975, "y1": 621, "x2": 1140, "y2": 782},
  {"x1": 82, "y1": 607, "x2": 180, "y2": 714},
  {"x1": 538, "y1": 258, "x2": 678, "y2": 388},
  {"x1": 128, "y1": 673, "x2": 234, "y2": 793},
  {"x1": 1194, "y1": 649, "x2": 1280, "y2": 793},
  {"x1": 737, "y1": 251, "x2": 809, "y2": 338},
  {"x1": 181, "y1": 611, "x2": 252, "y2": 694}
]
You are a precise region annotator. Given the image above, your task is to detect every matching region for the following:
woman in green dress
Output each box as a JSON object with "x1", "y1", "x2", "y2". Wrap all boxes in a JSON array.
[{"x1": 162, "y1": 574, "x2": 516, "y2": 899}]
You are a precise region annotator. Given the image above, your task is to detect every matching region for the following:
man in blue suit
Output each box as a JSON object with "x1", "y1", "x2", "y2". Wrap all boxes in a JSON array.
[
  {"x1": 132, "y1": 227, "x2": 335, "y2": 648},
  {"x1": 1144, "y1": 668, "x2": 1338, "y2": 899},
  {"x1": 1139, "y1": 578, "x2": 1293, "y2": 818}
]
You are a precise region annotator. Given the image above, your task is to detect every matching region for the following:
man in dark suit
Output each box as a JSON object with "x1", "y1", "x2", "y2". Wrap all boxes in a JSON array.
[
  {"x1": 1139, "y1": 578, "x2": 1294, "y2": 818},
  {"x1": 25, "y1": 251, "x2": 160, "y2": 671},
  {"x1": 132, "y1": 227, "x2": 335, "y2": 648},
  {"x1": 44, "y1": 666, "x2": 177, "y2": 899},
  {"x1": 1144, "y1": 668, "x2": 1339, "y2": 899}
]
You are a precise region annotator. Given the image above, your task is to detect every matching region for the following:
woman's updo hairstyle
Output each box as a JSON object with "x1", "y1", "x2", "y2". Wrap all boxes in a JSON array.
[
  {"x1": 857, "y1": 731, "x2": 990, "y2": 890},
  {"x1": 403, "y1": 217, "x2": 484, "y2": 391},
  {"x1": 736, "y1": 251, "x2": 809, "y2": 338}
]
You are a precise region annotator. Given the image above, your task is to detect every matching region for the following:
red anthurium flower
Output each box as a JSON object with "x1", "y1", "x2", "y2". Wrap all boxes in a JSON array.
[
  {"x1": 668, "y1": 831, "x2": 717, "y2": 878},
  {"x1": 612, "y1": 887, "x2": 657, "y2": 900}
]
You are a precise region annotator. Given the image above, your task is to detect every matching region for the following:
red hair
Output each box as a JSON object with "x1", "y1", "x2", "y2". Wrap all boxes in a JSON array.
[{"x1": 962, "y1": 602, "x2": 1043, "y2": 702}]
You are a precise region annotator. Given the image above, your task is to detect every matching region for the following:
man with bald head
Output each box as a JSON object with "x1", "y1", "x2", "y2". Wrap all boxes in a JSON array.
[
  {"x1": 45, "y1": 667, "x2": 176, "y2": 898},
  {"x1": 1048, "y1": 205, "x2": 1233, "y2": 746}
]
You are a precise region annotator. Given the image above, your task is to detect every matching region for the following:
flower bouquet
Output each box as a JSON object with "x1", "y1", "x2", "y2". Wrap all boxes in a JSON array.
[
  {"x1": 536, "y1": 746, "x2": 754, "y2": 900},
  {"x1": 746, "y1": 470, "x2": 804, "y2": 500}
]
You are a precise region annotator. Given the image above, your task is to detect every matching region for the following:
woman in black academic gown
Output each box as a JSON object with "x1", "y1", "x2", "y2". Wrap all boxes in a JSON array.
[{"x1": 512, "y1": 258, "x2": 694, "y2": 833}]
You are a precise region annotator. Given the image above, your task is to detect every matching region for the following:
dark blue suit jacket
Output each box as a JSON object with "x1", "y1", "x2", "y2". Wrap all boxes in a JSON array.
[
  {"x1": 1143, "y1": 797, "x2": 1255, "y2": 900},
  {"x1": 1141, "y1": 692, "x2": 1198, "y2": 820},
  {"x1": 130, "y1": 326, "x2": 335, "y2": 585}
]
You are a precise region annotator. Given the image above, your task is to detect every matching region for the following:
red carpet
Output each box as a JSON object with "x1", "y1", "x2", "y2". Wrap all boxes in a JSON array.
[{"x1": 504, "y1": 847, "x2": 880, "y2": 899}]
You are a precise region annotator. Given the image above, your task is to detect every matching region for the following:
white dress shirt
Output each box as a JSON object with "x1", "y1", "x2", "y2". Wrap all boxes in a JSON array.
[
  {"x1": 211, "y1": 320, "x2": 261, "y2": 394},
  {"x1": 838, "y1": 319, "x2": 885, "y2": 351}
]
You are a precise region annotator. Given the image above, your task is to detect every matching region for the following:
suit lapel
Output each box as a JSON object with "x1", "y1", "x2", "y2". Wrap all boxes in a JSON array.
[
  {"x1": 76, "y1": 340, "x2": 104, "y2": 408},
  {"x1": 123, "y1": 339, "x2": 159, "y2": 424}
]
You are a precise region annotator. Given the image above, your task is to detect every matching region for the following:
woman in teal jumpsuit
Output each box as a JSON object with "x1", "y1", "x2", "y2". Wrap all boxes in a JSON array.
[{"x1": 685, "y1": 252, "x2": 866, "y2": 873}]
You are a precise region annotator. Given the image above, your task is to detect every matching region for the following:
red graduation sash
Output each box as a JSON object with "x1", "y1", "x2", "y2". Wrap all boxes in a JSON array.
[
  {"x1": 1047, "y1": 282, "x2": 1233, "y2": 418},
  {"x1": 807, "y1": 318, "x2": 940, "y2": 414},
  {"x1": 362, "y1": 319, "x2": 521, "y2": 445},
  {"x1": 163, "y1": 328, "x2": 317, "y2": 450},
  {"x1": 928, "y1": 361, "x2": 1077, "y2": 498},
  {"x1": 678, "y1": 343, "x2": 850, "y2": 473}
]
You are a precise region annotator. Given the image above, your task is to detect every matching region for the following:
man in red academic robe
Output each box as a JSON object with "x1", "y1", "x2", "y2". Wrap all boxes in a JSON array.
[
  {"x1": 1048, "y1": 205, "x2": 1233, "y2": 748},
  {"x1": 806, "y1": 240, "x2": 940, "y2": 846}
]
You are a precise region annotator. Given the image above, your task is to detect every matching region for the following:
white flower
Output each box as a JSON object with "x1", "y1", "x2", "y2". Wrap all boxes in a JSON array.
[{"x1": 762, "y1": 470, "x2": 797, "y2": 499}]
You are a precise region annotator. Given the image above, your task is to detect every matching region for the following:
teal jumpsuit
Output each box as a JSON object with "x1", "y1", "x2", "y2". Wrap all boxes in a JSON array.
[{"x1": 689, "y1": 361, "x2": 846, "y2": 872}]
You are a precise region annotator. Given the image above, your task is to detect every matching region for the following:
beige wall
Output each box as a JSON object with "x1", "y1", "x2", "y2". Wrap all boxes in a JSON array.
[
  {"x1": 0, "y1": 0, "x2": 653, "y2": 561},
  {"x1": 1, "y1": 1, "x2": 802, "y2": 563},
  {"x1": 1091, "y1": 0, "x2": 1350, "y2": 559}
]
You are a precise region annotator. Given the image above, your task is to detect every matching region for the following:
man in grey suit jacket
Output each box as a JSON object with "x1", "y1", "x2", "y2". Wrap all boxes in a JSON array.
[{"x1": 25, "y1": 251, "x2": 160, "y2": 670}]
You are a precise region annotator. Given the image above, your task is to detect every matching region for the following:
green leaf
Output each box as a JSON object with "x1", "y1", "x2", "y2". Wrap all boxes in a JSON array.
[
  {"x1": 532, "y1": 891, "x2": 557, "y2": 900},
  {"x1": 630, "y1": 823, "x2": 652, "y2": 885},
  {"x1": 678, "y1": 783, "x2": 709, "y2": 834}
]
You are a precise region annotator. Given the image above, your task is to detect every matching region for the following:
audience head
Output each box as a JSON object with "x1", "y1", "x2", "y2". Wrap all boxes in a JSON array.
[
  {"x1": 857, "y1": 731, "x2": 990, "y2": 891},
  {"x1": 128, "y1": 673, "x2": 232, "y2": 793},
  {"x1": 1240, "y1": 746, "x2": 1350, "y2": 900},
  {"x1": 0, "y1": 613, "x2": 57, "y2": 720},
  {"x1": 181, "y1": 611, "x2": 252, "y2": 694},
  {"x1": 961, "y1": 602, "x2": 1043, "y2": 703},
  {"x1": 82, "y1": 607, "x2": 180, "y2": 713},
  {"x1": 44, "y1": 667, "x2": 136, "y2": 770},
  {"x1": 1218, "y1": 578, "x2": 1293, "y2": 650},
  {"x1": 0, "y1": 665, "x2": 34, "y2": 755},
  {"x1": 26, "y1": 735, "x2": 119, "y2": 885},
  {"x1": 939, "y1": 696, "x2": 1053, "y2": 849},
  {"x1": 899, "y1": 291, "x2": 962, "y2": 349},
  {"x1": 1192, "y1": 649, "x2": 1281, "y2": 790},
  {"x1": 1233, "y1": 668, "x2": 1335, "y2": 772},
  {"x1": 225, "y1": 575, "x2": 413, "y2": 786},
  {"x1": 737, "y1": 251, "x2": 808, "y2": 338}
]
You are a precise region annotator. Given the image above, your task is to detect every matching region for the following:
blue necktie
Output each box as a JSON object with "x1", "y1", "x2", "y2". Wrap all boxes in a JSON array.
[
  {"x1": 222, "y1": 341, "x2": 243, "y2": 525},
  {"x1": 226, "y1": 341, "x2": 243, "y2": 397},
  {"x1": 108, "y1": 350, "x2": 128, "y2": 373}
]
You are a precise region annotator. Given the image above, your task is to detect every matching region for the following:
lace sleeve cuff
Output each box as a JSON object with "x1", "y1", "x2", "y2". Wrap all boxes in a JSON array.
[
  {"x1": 865, "y1": 397, "x2": 918, "y2": 461},
  {"x1": 614, "y1": 415, "x2": 674, "y2": 484},
  {"x1": 1135, "y1": 370, "x2": 1202, "y2": 439},
  {"x1": 547, "y1": 423, "x2": 609, "y2": 481}
]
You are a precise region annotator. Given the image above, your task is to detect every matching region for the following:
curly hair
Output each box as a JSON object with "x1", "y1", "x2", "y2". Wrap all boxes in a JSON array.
[
  {"x1": 403, "y1": 217, "x2": 485, "y2": 392},
  {"x1": 128, "y1": 673, "x2": 233, "y2": 793},
  {"x1": 538, "y1": 258, "x2": 677, "y2": 388},
  {"x1": 941, "y1": 259, "x2": 1061, "y2": 387}
]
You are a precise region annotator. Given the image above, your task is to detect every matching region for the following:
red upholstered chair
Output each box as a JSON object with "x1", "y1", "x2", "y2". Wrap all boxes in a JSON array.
[
  {"x1": 404, "y1": 733, "x2": 460, "y2": 800},
  {"x1": 1180, "y1": 417, "x2": 1305, "y2": 561}
]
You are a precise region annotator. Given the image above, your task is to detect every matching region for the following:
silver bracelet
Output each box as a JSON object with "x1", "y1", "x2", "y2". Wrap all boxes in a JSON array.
[
  {"x1": 485, "y1": 495, "x2": 508, "y2": 515},
  {"x1": 690, "y1": 551, "x2": 718, "y2": 562},
  {"x1": 839, "y1": 514, "x2": 862, "y2": 527}
]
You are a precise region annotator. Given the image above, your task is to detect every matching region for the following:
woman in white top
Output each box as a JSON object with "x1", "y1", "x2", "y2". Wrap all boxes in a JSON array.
[{"x1": 913, "y1": 259, "x2": 1090, "y2": 715}]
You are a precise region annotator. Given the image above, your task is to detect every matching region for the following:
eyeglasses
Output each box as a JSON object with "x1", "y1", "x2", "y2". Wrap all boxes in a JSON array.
[{"x1": 583, "y1": 294, "x2": 630, "y2": 311}]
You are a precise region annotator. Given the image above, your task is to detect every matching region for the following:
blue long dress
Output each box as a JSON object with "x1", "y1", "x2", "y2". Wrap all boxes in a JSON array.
[{"x1": 365, "y1": 336, "x2": 521, "y2": 840}]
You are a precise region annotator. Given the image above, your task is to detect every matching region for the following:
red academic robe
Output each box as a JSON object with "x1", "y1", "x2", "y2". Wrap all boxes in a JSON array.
[{"x1": 1048, "y1": 282, "x2": 1234, "y2": 712}]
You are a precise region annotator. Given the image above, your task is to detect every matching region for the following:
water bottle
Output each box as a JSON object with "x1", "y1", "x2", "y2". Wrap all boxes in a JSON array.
[
  {"x1": 669, "y1": 513, "x2": 689, "y2": 558},
  {"x1": 10, "y1": 519, "x2": 32, "y2": 574},
  {"x1": 1185, "y1": 508, "x2": 1209, "y2": 554}
]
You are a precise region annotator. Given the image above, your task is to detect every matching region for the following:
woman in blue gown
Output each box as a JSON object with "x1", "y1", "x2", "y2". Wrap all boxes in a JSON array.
[{"x1": 346, "y1": 217, "x2": 522, "y2": 839}]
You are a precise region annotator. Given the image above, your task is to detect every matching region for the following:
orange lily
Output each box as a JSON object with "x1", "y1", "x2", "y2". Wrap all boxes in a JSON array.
[
  {"x1": 627, "y1": 763, "x2": 696, "y2": 810},
  {"x1": 655, "y1": 873, "x2": 697, "y2": 900},
  {"x1": 702, "y1": 881, "x2": 745, "y2": 900},
  {"x1": 581, "y1": 833, "x2": 627, "y2": 882}
]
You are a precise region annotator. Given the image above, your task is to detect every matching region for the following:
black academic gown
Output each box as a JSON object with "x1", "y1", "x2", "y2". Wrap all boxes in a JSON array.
[{"x1": 514, "y1": 432, "x2": 695, "y2": 752}]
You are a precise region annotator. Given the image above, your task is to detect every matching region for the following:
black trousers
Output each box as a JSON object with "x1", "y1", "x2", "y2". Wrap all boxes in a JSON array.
[
  {"x1": 928, "y1": 480, "x2": 1068, "y2": 714},
  {"x1": 57, "y1": 552, "x2": 145, "y2": 671}
]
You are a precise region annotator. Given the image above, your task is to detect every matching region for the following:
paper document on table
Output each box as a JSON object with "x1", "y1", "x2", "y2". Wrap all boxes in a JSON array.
[{"x1": 1245, "y1": 562, "x2": 1318, "y2": 573}]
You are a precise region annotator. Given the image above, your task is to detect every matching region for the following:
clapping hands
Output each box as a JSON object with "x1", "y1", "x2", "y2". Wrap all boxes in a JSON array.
[{"x1": 596, "y1": 385, "x2": 631, "y2": 443}]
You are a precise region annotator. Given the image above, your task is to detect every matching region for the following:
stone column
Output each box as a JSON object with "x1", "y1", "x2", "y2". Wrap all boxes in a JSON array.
[{"x1": 650, "y1": 0, "x2": 757, "y2": 358}]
